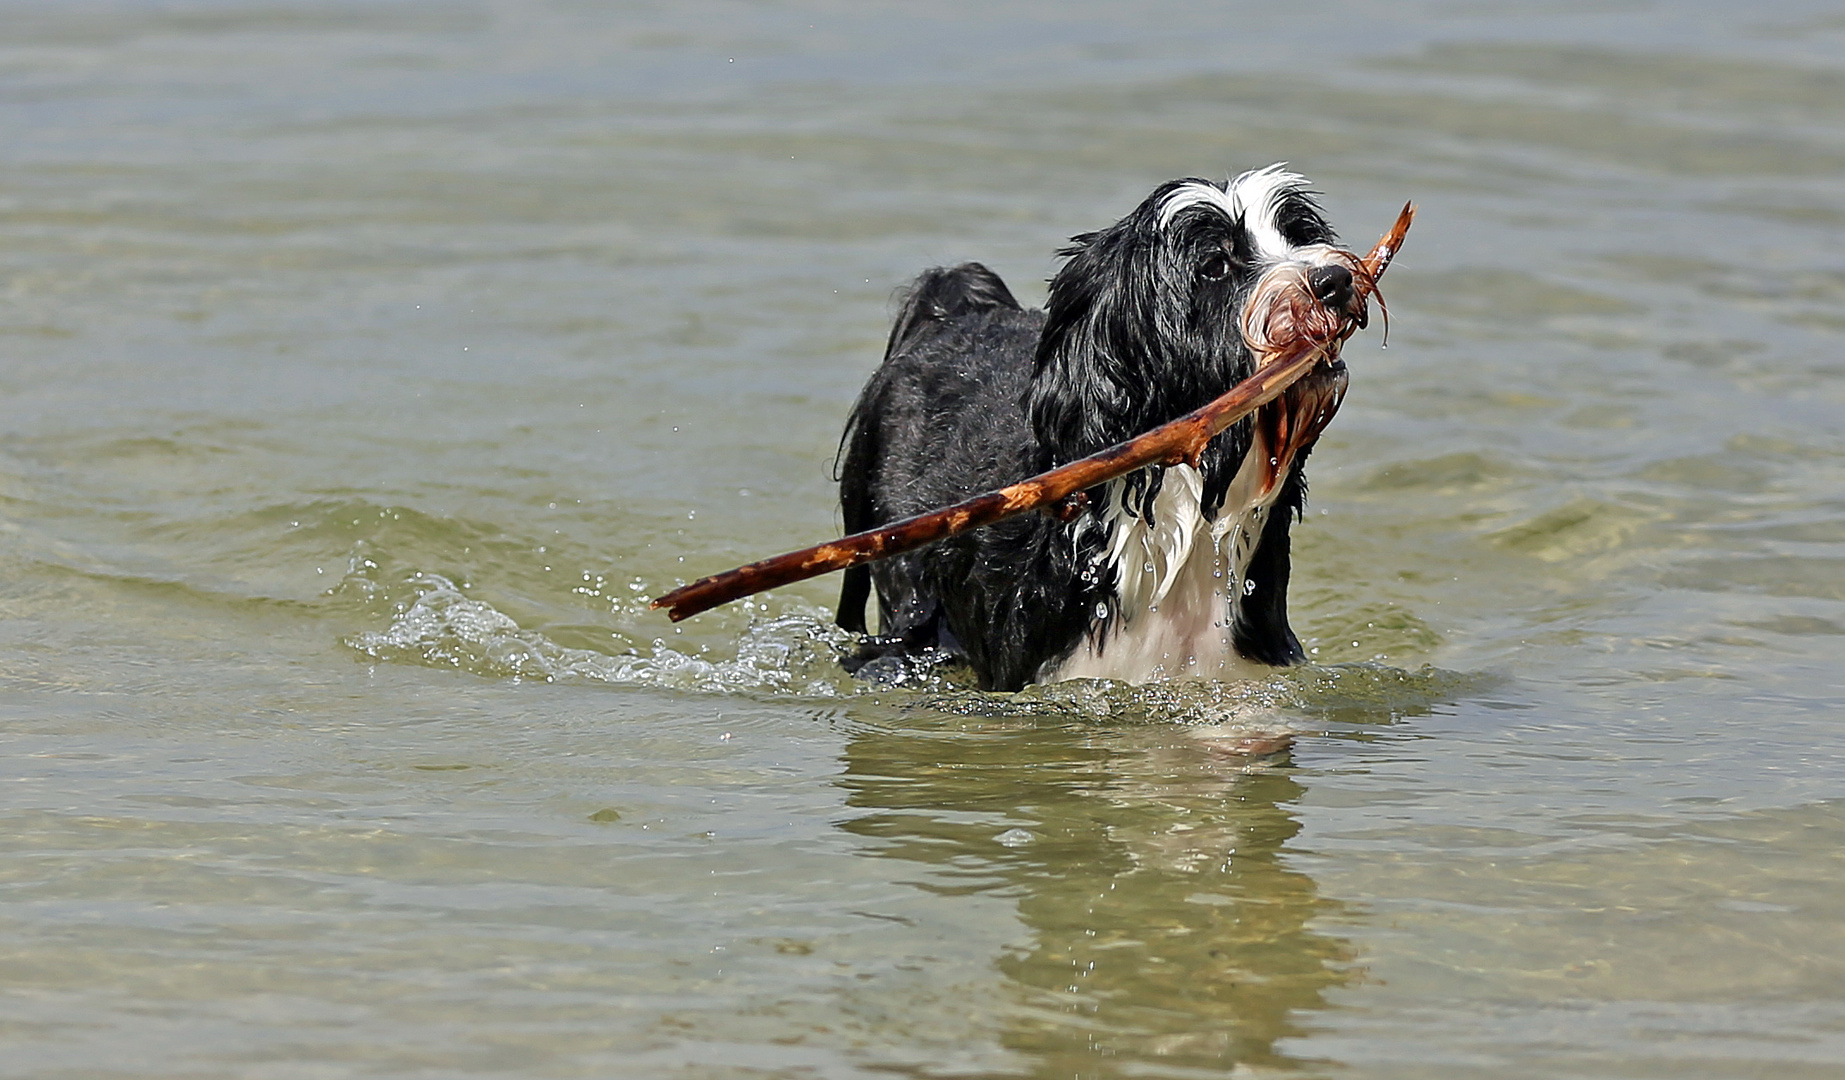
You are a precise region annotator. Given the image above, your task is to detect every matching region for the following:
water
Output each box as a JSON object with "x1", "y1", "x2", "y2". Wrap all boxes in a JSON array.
[{"x1": 3, "y1": 1, "x2": 1844, "y2": 1076}]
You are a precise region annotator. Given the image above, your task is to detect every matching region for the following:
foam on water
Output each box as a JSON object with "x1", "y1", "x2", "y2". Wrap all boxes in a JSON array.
[
  {"x1": 338, "y1": 562, "x2": 1478, "y2": 733},
  {"x1": 345, "y1": 571, "x2": 860, "y2": 696}
]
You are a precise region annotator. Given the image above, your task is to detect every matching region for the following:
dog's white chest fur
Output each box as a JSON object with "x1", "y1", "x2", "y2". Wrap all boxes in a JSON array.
[{"x1": 1043, "y1": 449, "x2": 1283, "y2": 685}]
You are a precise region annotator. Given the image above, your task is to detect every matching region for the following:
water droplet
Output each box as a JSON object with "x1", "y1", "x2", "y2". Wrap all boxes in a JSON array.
[
  {"x1": 1095, "y1": 602, "x2": 1108, "y2": 620},
  {"x1": 1243, "y1": 578, "x2": 1257, "y2": 595},
  {"x1": 1143, "y1": 562, "x2": 1154, "y2": 574}
]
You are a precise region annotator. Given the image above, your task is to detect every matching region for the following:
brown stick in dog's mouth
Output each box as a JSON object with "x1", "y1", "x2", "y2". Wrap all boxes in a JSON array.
[
  {"x1": 651, "y1": 202, "x2": 1415, "y2": 623},
  {"x1": 1252, "y1": 358, "x2": 1349, "y2": 499},
  {"x1": 1239, "y1": 254, "x2": 1363, "y2": 497}
]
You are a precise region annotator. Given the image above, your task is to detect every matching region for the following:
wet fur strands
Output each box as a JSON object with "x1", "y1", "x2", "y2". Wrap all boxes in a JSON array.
[{"x1": 836, "y1": 165, "x2": 1374, "y2": 691}]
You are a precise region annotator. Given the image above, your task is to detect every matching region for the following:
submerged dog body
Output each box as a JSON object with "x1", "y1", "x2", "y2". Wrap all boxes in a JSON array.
[{"x1": 835, "y1": 165, "x2": 1364, "y2": 691}]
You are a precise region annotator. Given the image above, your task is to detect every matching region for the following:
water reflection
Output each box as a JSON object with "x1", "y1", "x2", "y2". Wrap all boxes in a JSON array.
[{"x1": 837, "y1": 711, "x2": 1355, "y2": 1076}]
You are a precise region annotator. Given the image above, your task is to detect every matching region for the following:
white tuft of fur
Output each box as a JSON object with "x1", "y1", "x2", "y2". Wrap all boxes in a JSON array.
[
  {"x1": 1105, "y1": 466, "x2": 1203, "y2": 613},
  {"x1": 1155, "y1": 163, "x2": 1312, "y2": 262},
  {"x1": 1044, "y1": 446, "x2": 1289, "y2": 685}
]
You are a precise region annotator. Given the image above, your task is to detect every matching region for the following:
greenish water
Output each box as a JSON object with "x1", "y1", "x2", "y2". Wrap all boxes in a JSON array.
[{"x1": 3, "y1": 2, "x2": 1844, "y2": 1076}]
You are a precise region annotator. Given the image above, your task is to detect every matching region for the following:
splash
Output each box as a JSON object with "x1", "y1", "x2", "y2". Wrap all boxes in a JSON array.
[
  {"x1": 342, "y1": 568, "x2": 1479, "y2": 719},
  {"x1": 345, "y1": 572, "x2": 859, "y2": 696},
  {"x1": 334, "y1": 534, "x2": 1477, "y2": 720}
]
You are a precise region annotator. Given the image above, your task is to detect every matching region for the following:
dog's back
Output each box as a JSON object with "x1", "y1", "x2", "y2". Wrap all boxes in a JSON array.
[{"x1": 835, "y1": 264, "x2": 1102, "y2": 687}]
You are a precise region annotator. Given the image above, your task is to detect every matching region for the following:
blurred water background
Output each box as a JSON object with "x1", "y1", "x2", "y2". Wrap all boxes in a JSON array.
[{"x1": 3, "y1": 1, "x2": 1844, "y2": 1076}]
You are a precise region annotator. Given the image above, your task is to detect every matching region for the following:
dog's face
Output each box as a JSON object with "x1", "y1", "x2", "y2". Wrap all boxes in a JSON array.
[{"x1": 1028, "y1": 165, "x2": 1363, "y2": 506}]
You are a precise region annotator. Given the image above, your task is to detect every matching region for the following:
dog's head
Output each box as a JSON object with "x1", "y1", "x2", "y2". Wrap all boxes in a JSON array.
[{"x1": 1029, "y1": 164, "x2": 1364, "y2": 508}]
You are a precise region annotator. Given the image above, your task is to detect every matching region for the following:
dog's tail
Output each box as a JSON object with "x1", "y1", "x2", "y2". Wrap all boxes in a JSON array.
[{"x1": 834, "y1": 263, "x2": 1021, "y2": 634}]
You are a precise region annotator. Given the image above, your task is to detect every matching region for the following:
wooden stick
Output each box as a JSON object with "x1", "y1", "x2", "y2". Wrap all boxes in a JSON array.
[{"x1": 653, "y1": 203, "x2": 1415, "y2": 622}]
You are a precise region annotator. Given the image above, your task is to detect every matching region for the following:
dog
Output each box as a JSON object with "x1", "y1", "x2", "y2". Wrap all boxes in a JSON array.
[{"x1": 833, "y1": 165, "x2": 1366, "y2": 691}]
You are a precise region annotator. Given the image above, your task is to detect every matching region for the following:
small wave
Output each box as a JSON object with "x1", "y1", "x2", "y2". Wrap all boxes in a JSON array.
[
  {"x1": 339, "y1": 566, "x2": 1482, "y2": 720},
  {"x1": 913, "y1": 675, "x2": 1306, "y2": 727},
  {"x1": 911, "y1": 660, "x2": 1486, "y2": 729},
  {"x1": 344, "y1": 572, "x2": 859, "y2": 695}
]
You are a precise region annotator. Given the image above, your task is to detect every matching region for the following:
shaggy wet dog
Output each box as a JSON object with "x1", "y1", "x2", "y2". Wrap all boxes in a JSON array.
[{"x1": 834, "y1": 165, "x2": 1367, "y2": 691}]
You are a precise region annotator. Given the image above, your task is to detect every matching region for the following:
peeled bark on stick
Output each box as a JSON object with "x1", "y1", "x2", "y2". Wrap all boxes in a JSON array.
[{"x1": 652, "y1": 203, "x2": 1415, "y2": 623}]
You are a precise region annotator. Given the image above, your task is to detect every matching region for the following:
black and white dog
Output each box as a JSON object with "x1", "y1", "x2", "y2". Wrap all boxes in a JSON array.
[{"x1": 834, "y1": 165, "x2": 1365, "y2": 691}]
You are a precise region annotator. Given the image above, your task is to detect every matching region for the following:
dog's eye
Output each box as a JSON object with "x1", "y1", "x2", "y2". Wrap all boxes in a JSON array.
[{"x1": 1196, "y1": 252, "x2": 1235, "y2": 282}]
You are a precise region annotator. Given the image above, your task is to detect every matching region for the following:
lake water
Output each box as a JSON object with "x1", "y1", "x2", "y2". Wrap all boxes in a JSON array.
[{"x1": 3, "y1": 1, "x2": 1844, "y2": 1076}]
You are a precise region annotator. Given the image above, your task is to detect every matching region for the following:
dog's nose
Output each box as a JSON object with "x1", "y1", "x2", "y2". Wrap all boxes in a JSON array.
[{"x1": 1308, "y1": 264, "x2": 1355, "y2": 311}]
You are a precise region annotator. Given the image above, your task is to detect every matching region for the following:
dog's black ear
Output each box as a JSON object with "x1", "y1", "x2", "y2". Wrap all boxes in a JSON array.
[
  {"x1": 1027, "y1": 223, "x2": 1156, "y2": 464},
  {"x1": 1027, "y1": 179, "x2": 1241, "y2": 465}
]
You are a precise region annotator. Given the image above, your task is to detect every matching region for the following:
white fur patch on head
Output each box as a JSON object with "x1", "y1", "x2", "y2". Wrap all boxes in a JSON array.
[{"x1": 1155, "y1": 163, "x2": 1313, "y2": 262}]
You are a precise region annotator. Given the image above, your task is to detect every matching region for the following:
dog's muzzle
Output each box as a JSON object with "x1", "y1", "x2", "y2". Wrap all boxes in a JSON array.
[
  {"x1": 1307, "y1": 264, "x2": 1366, "y2": 329},
  {"x1": 1239, "y1": 248, "x2": 1369, "y2": 496}
]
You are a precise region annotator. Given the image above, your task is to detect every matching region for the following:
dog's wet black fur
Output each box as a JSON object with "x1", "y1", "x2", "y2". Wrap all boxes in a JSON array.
[{"x1": 834, "y1": 170, "x2": 1350, "y2": 691}]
